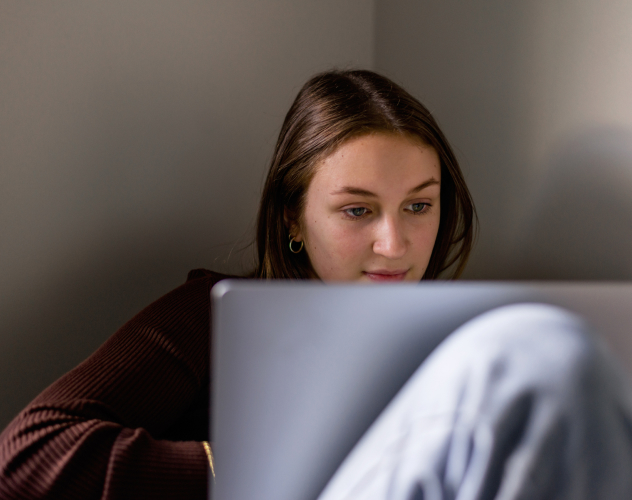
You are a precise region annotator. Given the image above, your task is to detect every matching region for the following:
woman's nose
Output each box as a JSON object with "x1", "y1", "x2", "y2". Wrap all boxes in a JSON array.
[{"x1": 372, "y1": 216, "x2": 407, "y2": 259}]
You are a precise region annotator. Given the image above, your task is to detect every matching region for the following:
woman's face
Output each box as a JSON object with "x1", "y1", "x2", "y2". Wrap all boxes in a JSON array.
[{"x1": 291, "y1": 133, "x2": 441, "y2": 282}]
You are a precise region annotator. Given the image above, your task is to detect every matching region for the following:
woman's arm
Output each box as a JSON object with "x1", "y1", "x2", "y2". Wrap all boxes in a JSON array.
[{"x1": 0, "y1": 269, "x2": 225, "y2": 500}]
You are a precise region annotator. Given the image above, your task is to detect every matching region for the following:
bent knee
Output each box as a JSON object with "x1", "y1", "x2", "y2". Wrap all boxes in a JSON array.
[{"x1": 428, "y1": 303, "x2": 604, "y2": 398}]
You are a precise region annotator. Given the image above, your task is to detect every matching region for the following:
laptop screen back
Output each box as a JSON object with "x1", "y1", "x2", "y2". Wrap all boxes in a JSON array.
[{"x1": 211, "y1": 281, "x2": 632, "y2": 500}]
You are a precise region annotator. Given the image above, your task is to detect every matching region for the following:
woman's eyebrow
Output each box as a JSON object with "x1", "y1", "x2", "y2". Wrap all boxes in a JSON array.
[
  {"x1": 331, "y1": 186, "x2": 378, "y2": 197},
  {"x1": 331, "y1": 178, "x2": 440, "y2": 197},
  {"x1": 408, "y1": 178, "x2": 440, "y2": 194}
]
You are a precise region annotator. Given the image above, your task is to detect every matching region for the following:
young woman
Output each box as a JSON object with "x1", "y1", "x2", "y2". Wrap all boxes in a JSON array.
[{"x1": 1, "y1": 70, "x2": 630, "y2": 500}]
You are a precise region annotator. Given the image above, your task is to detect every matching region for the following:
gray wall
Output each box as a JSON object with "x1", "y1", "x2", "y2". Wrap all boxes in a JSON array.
[
  {"x1": 375, "y1": 0, "x2": 632, "y2": 280},
  {"x1": 0, "y1": 1, "x2": 375, "y2": 429},
  {"x1": 3, "y1": 0, "x2": 632, "y2": 431}
]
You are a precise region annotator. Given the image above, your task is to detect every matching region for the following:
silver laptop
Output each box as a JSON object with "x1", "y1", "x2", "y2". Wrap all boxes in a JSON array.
[{"x1": 211, "y1": 281, "x2": 632, "y2": 500}]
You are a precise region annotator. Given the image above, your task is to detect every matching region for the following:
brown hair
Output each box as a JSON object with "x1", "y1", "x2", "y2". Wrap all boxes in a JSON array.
[{"x1": 253, "y1": 69, "x2": 476, "y2": 280}]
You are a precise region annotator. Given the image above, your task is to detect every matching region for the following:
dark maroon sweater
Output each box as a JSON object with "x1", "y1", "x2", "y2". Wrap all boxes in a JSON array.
[{"x1": 0, "y1": 269, "x2": 228, "y2": 499}]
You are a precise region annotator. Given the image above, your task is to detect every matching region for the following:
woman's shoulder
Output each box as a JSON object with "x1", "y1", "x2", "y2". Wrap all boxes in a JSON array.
[
  {"x1": 185, "y1": 268, "x2": 244, "y2": 283},
  {"x1": 125, "y1": 268, "x2": 245, "y2": 330}
]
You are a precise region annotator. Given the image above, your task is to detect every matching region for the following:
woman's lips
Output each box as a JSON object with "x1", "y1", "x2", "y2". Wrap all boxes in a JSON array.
[{"x1": 363, "y1": 270, "x2": 408, "y2": 282}]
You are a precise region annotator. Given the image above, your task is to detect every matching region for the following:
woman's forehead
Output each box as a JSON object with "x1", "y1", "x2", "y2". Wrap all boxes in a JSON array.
[{"x1": 311, "y1": 133, "x2": 441, "y2": 194}]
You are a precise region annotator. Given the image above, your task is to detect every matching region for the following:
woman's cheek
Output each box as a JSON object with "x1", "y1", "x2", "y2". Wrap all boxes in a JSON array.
[{"x1": 335, "y1": 228, "x2": 369, "y2": 261}]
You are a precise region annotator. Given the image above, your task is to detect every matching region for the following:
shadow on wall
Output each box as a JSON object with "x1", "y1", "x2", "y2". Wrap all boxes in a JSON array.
[{"x1": 509, "y1": 126, "x2": 632, "y2": 280}]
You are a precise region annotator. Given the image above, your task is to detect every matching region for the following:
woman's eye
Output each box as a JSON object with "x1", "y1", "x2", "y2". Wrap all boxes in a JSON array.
[
  {"x1": 345, "y1": 207, "x2": 369, "y2": 218},
  {"x1": 407, "y1": 202, "x2": 428, "y2": 214}
]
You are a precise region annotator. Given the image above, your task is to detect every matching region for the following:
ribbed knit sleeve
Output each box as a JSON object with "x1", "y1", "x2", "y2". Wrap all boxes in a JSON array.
[{"x1": 0, "y1": 269, "x2": 227, "y2": 500}]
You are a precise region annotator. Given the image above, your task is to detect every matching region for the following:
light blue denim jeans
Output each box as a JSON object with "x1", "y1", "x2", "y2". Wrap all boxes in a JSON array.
[{"x1": 318, "y1": 304, "x2": 632, "y2": 500}]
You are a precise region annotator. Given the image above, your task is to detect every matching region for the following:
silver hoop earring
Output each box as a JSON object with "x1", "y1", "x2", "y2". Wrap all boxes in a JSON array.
[{"x1": 289, "y1": 236, "x2": 304, "y2": 254}]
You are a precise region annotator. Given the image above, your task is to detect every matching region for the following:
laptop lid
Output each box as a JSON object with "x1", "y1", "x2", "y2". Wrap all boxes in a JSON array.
[{"x1": 211, "y1": 281, "x2": 632, "y2": 500}]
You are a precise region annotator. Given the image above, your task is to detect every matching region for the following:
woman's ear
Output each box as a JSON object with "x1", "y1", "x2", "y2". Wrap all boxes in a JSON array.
[{"x1": 284, "y1": 208, "x2": 303, "y2": 242}]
